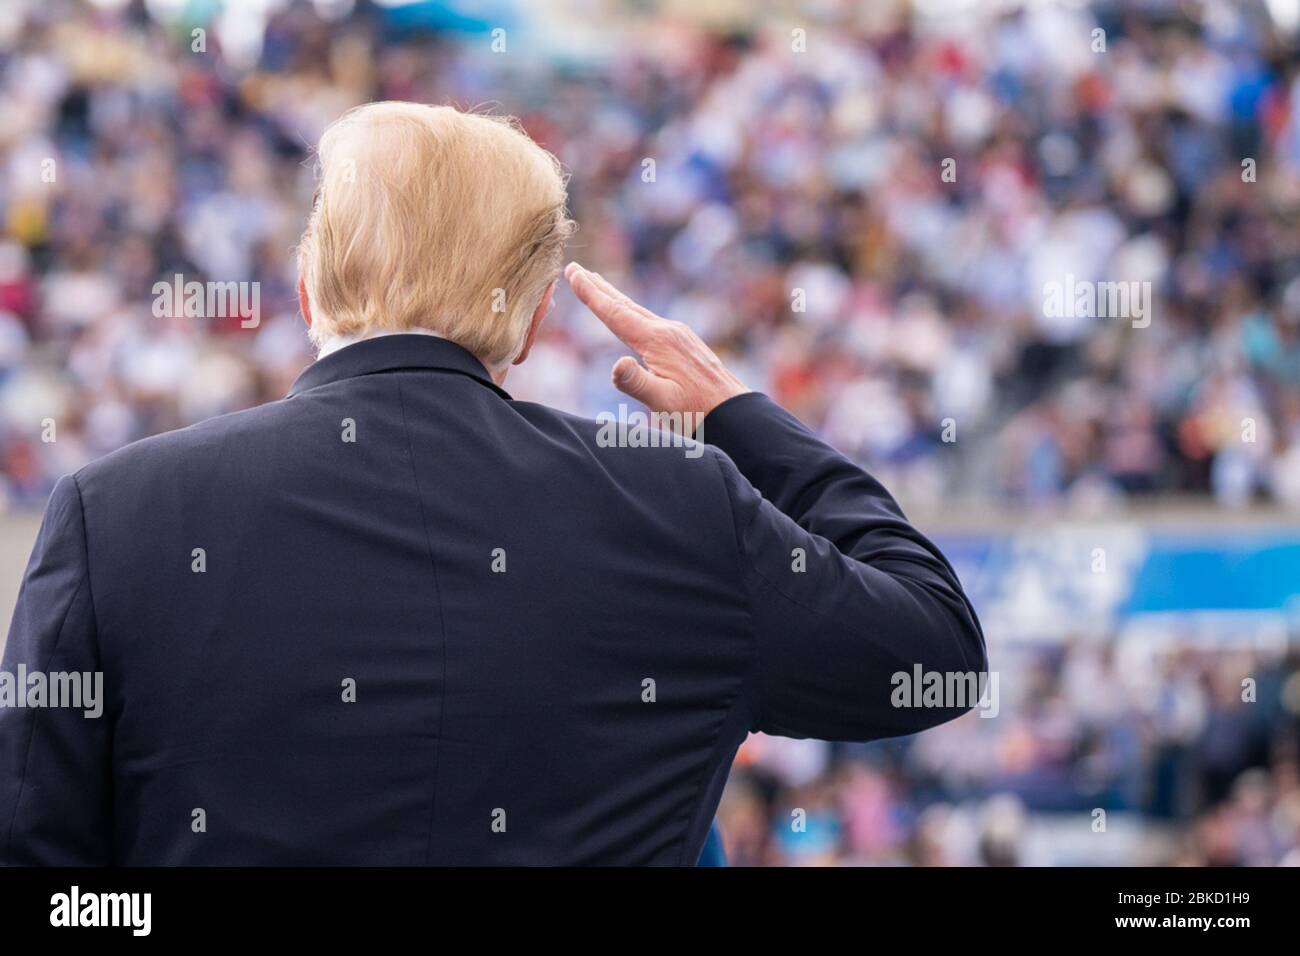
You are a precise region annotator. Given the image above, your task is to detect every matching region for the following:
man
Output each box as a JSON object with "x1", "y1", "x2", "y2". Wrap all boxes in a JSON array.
[{"x1": 0, "y1": 102, "x2": 984, "y2": 865}]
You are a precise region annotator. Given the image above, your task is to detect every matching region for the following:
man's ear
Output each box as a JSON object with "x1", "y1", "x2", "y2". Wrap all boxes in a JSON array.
[
  {"x1": 298, "y1": 274, "x2": 312, "y2": 330},
  {"x1": 513, "y1": 281, "x2": 555, "y2": 366}
]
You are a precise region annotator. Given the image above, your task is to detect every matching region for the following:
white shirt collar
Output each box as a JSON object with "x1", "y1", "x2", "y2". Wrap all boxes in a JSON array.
[{"x1": 315, "y1": 327, "x2": 446, "y2": 361}]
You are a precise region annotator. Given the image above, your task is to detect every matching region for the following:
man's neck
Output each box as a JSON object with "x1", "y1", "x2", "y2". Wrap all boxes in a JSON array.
[
  {"x1": 315, "y1": 327, "x2": 447, "y2": 361},
  {"x1": 314, "y1": 327, "x2": 510, "y2": 386}
]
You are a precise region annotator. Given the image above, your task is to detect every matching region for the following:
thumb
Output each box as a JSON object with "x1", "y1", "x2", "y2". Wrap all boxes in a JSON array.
[{"x1": 611, "y1": 355, "x2": 669, "y2": 408}]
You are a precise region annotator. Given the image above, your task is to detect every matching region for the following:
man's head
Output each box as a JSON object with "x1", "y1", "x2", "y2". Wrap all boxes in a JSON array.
[{"x1": 297, "y1": 101, "x2": 572, "y2": 374}]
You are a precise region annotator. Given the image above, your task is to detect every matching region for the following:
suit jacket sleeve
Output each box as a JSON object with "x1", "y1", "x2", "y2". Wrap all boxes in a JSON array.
[
  {"x1": 0, "y1": 474, "x2": 112, "y2": 864},
  {"x1": 704, "y1": 393, "x2": 986, "y2": 741}
]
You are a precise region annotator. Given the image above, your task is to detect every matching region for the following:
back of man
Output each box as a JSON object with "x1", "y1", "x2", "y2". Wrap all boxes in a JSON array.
[
  {"x1": 4, "y1": 339, "x2": 715, "y2": 863},
  {"x1": 0, "y1": 102, "x2": 985, "y2": 865}
]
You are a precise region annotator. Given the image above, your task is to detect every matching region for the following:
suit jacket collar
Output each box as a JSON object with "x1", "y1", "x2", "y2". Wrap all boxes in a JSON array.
[{"x1": 287, "y1": 333, "x2": 512, "y2": 400}]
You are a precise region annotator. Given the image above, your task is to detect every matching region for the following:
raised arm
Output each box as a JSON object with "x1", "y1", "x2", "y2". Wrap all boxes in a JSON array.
[{"x1": 566, "y1": 263, "x2": 986, "y2": 740}]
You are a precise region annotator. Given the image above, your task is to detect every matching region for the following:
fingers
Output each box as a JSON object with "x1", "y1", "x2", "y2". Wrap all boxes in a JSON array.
[
  {"x1": 565, "y1": 263, "x2": 659, "y2": 346},
  {"x1": 579, "y1": 269, "x2": 660, "y2": 322},
  {"x1": 566, "y1": 261, "x2": 747, "y2": 416},
  {"x1": 611, "y1": 355, "x2": 672, "y2": 409}
]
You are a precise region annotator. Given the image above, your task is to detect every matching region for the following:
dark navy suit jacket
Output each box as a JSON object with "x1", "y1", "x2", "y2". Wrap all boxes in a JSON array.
[{"x1": 0, "y1": 334, "x2": 984, "y2": 865}]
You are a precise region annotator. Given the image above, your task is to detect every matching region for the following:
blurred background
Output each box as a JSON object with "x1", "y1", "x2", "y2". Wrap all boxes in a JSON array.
[{"x1": 1, "y1": 0, "x2": 1299, "y2": 865}]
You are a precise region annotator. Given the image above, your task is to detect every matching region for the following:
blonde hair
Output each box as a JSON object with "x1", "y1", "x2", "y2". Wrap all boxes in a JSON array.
[{"x1": 297, "y1": 102, "x2": 573, "y2": 368}]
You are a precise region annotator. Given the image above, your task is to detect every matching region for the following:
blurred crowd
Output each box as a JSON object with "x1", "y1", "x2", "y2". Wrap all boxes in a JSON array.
[
  {"x1": 720, "y1": 642, "x2": 1300, "y2": 866},
  {"x1": 0, "y1": 0, "x2": 1299, "y2": 511},
  {"x1": 0, "y1": 0, "x2": 1298, "y2": 866}
]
